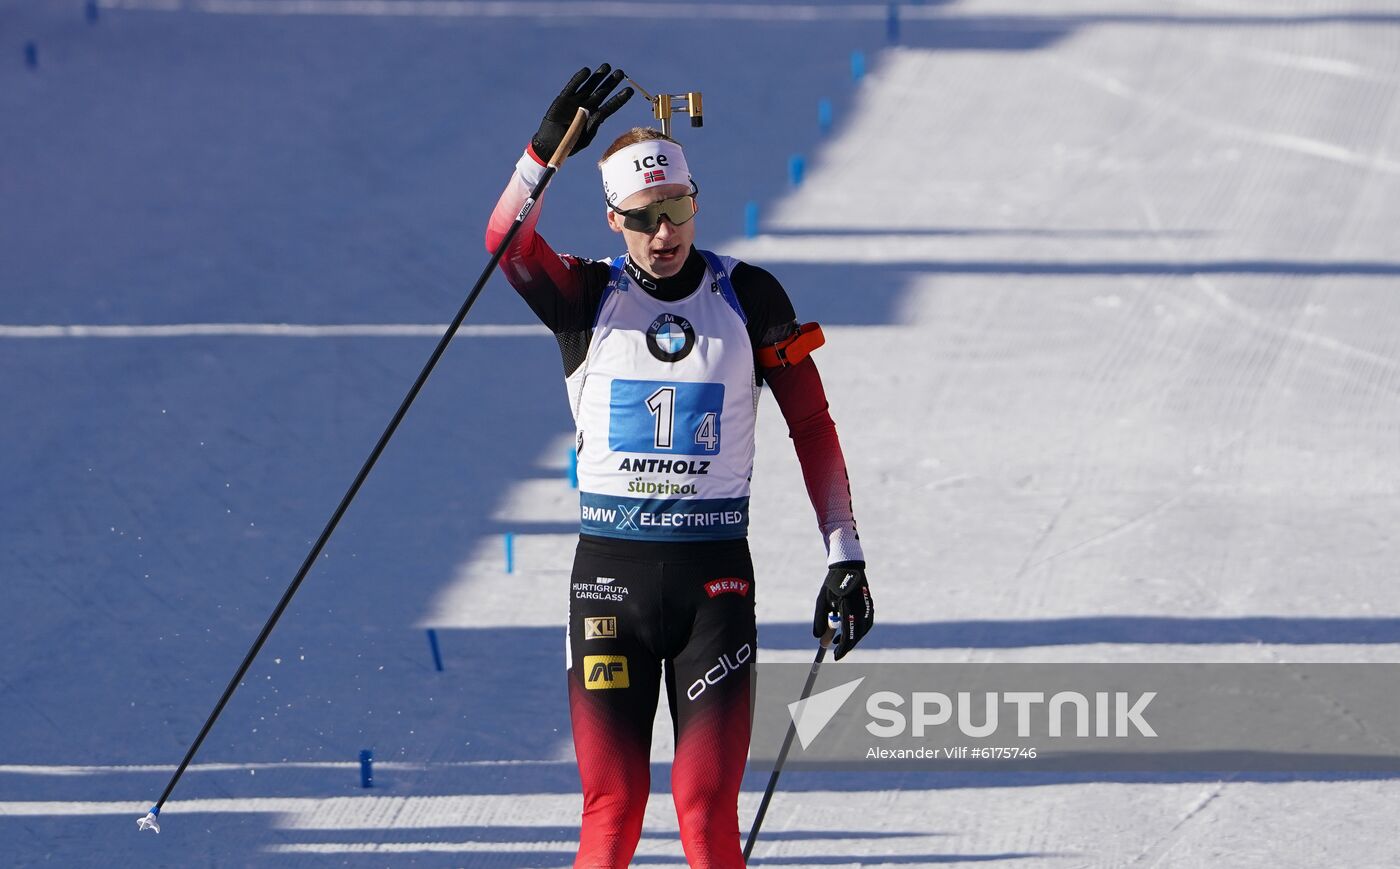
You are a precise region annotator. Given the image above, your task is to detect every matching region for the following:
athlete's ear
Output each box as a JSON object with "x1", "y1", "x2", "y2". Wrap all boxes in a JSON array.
[{"x1": 606, "y1": 209, "x2": 623, "y2": 234}]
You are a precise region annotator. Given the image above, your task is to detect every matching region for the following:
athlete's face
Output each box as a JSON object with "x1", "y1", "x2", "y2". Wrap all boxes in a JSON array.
[{"x1": 607, "y1": 183, "x2": 698, "y2": 279}]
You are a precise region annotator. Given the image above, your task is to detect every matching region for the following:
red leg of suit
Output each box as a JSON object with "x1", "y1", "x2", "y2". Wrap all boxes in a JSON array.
[
  {"x1": 670, "y1": 671, "x2": 752, "y2": 868},
  {"x1": 569, "y1": 676, "x2": 654, "y2": 868}
]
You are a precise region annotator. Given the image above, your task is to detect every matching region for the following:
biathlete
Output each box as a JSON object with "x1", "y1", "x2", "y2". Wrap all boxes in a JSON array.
[{"x1": 484, "y1": 64, "x2": 875, "y2": 869}]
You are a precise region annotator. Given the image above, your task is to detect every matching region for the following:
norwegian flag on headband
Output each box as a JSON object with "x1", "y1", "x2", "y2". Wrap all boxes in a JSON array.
[{"x1": 644, "y1": 169, "x2": 666, "y2": 183}]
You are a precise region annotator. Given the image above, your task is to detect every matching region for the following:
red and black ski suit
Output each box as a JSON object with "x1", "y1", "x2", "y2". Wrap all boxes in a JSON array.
[{"x1": 487, "y1": 147, "x2": 862, "y2": 868}]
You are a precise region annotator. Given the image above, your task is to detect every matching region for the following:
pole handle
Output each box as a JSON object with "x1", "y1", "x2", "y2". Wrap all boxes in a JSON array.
[
  {"x1": 548, "y1": 107, "x2": 589, "y2": 170},
  {"x1": 820, "y1": 613, "x2": 840, "y2": 649}
]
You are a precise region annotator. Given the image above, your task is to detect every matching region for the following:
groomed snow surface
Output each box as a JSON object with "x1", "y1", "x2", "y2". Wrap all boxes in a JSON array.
[{"x1": 4, "y1": 0, "x2": 1399, "y2": 865}]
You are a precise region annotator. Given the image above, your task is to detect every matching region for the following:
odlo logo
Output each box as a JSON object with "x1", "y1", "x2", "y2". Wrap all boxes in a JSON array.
[
  {"x1": 686, "y1": 643, "x2": 751, "y2": 701},
  {"x1": 583, "y1": 655, "x2": 629, "y2": 690}
]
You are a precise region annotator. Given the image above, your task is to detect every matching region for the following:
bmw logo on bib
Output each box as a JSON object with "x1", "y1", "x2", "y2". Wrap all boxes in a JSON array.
[{"x1": 646, "y1": 313, "x2": 696, "y2": 363}]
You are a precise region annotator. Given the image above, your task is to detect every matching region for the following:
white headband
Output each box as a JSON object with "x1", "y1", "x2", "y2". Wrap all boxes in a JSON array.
[{"x1": 600, "y1": 140, "x2": 692, "y2": 208}]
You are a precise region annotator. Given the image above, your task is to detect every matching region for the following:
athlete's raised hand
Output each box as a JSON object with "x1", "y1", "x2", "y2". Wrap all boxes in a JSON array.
[
  {"x1": 814, "y1": 562, "x2": 874, "y2": 660},
  {"x1": 533, "y1": 64, "x2": 635, "y2": 161}
]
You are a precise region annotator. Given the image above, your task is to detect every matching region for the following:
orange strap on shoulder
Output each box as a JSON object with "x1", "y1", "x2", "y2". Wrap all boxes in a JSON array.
[{"x1": 757, "y1": 322, "x2": 825, "y2": 369}]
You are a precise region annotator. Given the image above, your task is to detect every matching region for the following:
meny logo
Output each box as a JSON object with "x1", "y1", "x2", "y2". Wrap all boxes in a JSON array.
[{"x1": 704, "y1": 578, "x2": 750, "y2": 598}]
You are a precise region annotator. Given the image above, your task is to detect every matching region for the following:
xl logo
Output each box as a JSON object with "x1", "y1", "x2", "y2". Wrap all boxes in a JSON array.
[
  {"x1": 632, "y1": 154, "x2": 670, "y2": 171},
  {"x1": 583, "y1": 655, "x2": 629, "y2": 690},
  {"x1": 584, "y1": 616, "x2": 617, "y2": 640}
]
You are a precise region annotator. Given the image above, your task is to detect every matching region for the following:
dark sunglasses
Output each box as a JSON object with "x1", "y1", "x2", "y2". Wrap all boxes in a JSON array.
[{"x1": 608, "y1": 182, "x2": 700, "y2": 232}]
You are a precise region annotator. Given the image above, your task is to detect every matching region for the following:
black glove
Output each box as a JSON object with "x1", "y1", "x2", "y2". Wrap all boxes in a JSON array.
[
  {"x1": 813, "y1": 561, "x2": 874, "y2": 661},
  {"x1": 532, "y1": 64, "x2": 635, "y2": 161}
]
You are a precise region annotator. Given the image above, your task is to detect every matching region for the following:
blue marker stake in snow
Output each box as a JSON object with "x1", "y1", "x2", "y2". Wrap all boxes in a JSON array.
[
  {"x1": 359, "y1": 750, "x2": 373, "y2": 788},
  {"x1": 851, "y1": 51, "x2": 865, "y2": 82},
  {"x1": 504, "y1": 533, "x2": 514, "y2": 574},
  {"x1": 818, "y1": 98, "x2": 833, "y2": 134},
  {"x1": 24, "y1": 41, "x2": 37, "y2": 69},
  {"x1": 887, "y1": 3, "x2": 900, "y2": 44},
  {"x1": 567, "y1": 447, "x2": 578, "y2": 489},
  {"x1": 744, "y1": 202, "x2": 760, "y2": 239},
  {"x1": 789, "y1": 155, "x2": 805, "y2": 187},
  {"x1": 426, "y1": 628, "x2": 444, "y2": 671}
]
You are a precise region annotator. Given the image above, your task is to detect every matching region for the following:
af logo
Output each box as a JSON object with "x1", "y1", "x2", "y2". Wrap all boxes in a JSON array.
[
  {"x1": 583, "y1": 655, "x2": 629, "y2": 689},
  {"x1": 584, "y1": 616, "x2": 617, "y2": 640},
  {"x1": 646, "y1": 313, "x2": 696, "y2": 363}
]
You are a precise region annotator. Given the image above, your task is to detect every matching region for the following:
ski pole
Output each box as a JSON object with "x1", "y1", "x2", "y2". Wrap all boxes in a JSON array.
[
  {"x1": 136, "y1": 108, "x2": 591, "y2": 835},
  {"x1": 743, "y1": 614, "x2": 840, "y2": 861}
]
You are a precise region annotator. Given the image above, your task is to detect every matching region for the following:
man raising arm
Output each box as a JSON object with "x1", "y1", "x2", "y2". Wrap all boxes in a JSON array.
[{"x1": 484, "y1": 64, "x2": 874, "y2": 869}]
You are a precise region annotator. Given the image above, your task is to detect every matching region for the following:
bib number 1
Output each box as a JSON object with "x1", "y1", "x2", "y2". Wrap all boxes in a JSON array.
[{"x1": 646, "y1": 387, "x2": 675, "y2": 449}]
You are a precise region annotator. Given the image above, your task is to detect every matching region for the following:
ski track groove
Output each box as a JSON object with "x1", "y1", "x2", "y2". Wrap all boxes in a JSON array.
[
  {"x1": 1019, "y1": 485, "x2": 1198, "y2": 579},
  {"x1": 1179, "y1": 75, "x2": 1305, "y2": 496},
  {"x1": 1054, "y1": 52, "x2": 1400, "y2": 177},
  {"x1": 1262, "y1": 645, "x2": 1400, "y2": 756},
  {"x1": 1215, "y1": 42, "x2": 1400, "y2": 86},
  {"x1": 1139, "y1": 147, "x2": 1352, "y2": 493},
  {"x1": 986, "y1": 23, "x2": 1198, "y2": 627},
  {"x1": 1005, "y1": 14, "x2": 1263, "y2": 620},
  {"x1": 1124, "y1": 779, "x2": 1232, "y2": 868}
]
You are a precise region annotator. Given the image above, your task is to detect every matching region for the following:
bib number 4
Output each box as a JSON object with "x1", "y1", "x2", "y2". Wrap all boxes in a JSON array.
[{"x1": 694, "y1": 411, "x2": 719, "y2": 451}]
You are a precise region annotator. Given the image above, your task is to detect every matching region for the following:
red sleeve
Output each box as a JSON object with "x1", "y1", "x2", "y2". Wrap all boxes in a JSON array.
[
  {"x1": 485, "y1": 147, "x2": 606, "y2": 332},
  {"x1": 765, "y1": 356, "x2": 865, "y2": 565}
]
